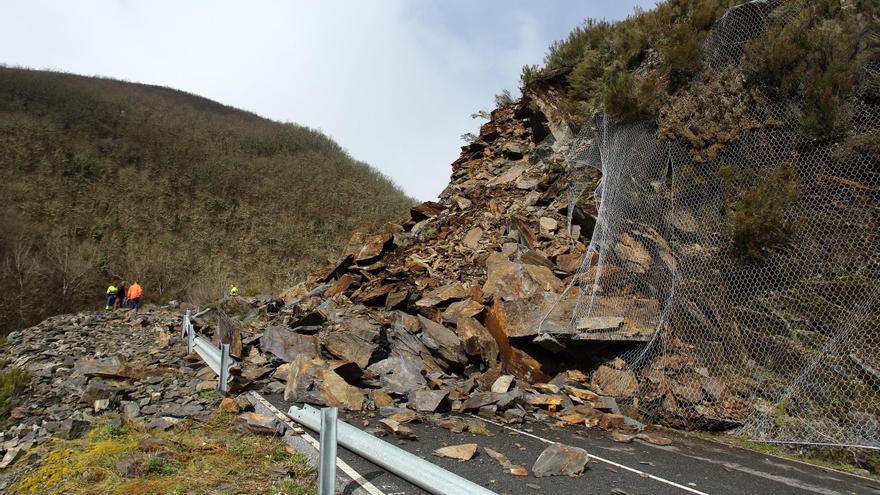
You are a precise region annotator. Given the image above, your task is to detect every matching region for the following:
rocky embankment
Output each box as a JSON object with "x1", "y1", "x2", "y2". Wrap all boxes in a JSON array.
[{"x1": 0, "y1": 308, "x2": 231, "y2": 485}]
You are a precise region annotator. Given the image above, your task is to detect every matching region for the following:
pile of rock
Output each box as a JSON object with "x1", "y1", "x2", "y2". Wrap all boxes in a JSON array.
[{"x1": 0, "y1": 308, "x2": 223, "y2": 472}]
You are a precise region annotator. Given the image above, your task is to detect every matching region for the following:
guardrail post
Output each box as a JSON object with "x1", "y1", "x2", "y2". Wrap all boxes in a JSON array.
[
  {"x1": 182, "y1": 310, "x2": 190, "y2": 340},
  {"x1": 186, "y1": 318, "x2": 195, "y2": 355},
  {"x1": 318, "y1": 407, "x2": 338, "y2": 495},
  {"x1": 218, "y1": 343, "x2": 231, "y2": 394}
]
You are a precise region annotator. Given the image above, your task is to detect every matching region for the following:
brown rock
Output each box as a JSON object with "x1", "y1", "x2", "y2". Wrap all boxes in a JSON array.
[
  {"x1": 371, "y1": 390, "x2": 396, "y2": 409},
  {"x1": 433, "y1": 443, "x2": 478, "y2": 461},
  {"x1": 597, "y1": 413, "x2": 626, "y2": 431},
  {"x1": 219, "y1": 397, "x2": 240, "y2": 414},
  {"x1": 523, "y1": 264, "x2": 564, "y2": 292},
  {"x1": 355, "y1": 233, "x2": 392, "y2": 262},
  {"x1": 461, "y1": 392, "x2": 499, "y2": 411},
  {"x1": 482, "y1": 253, "x2": 542, "y2": 301},
  {"x1": 416, "y1": 282, "x2": 469, "y2": 307},
  {"x1": 323, "y1": 319, "x2": 380, "y2": 369},
  {"x1": 555, "y1": 253, "x2": 584, "y2": 273},
  {"x1": 236, "y1": 412, "x2": 278, "y2": 434},
  {"x1": 671, "y1": 377, "x2": 705, "y2": 405},
  {"x1": 484, "y1": 448, "x2": 527, "y2": 476},
  {"x1": 456, "y1": 317, "x2": 500, "y2": 365},
  {"x1": 463, "y1": 227, "x2": 483, "y2": 249},
  {"x1": 591, "y1": 365, "x2": 639, "y2": 398},
  {"x1": 491, "y1": 375, "x2": 514, "y2": 394},
  {"x1": 325, "y1": 273, "x2": 357, "y2": 298},
  {"x1": 411, "y1": 201, "x2": 444, "y2": 220},
  {"x1": 442, "y1": 299, "x2": 484, "y2": 324},
  {"x1": 520, "y1": 250, "x2": 554, "y2": 270},
  {"x1": 75, "y1": 355, "x2": 134, "y2": 378},
  {"x1": 614, "y1": 232, "x2": 652, "y2": 274},
  {"x1": 315, "y1": 367, "x2": 366, "y2": 411}
]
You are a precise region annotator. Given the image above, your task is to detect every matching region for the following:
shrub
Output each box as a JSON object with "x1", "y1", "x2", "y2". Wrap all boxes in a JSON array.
[
  {"x1": 0, "y1": 361, "x2": 30, "y2": 420},
  {"x1": 723, "y1": 163, "x2": 800, "y2": 261},
  {"x1": 743, "y1": 0, "x2": 873, "y2": 138}
]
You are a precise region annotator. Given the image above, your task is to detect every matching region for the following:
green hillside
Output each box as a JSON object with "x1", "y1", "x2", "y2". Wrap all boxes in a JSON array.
[{"x1": 0, "y1": 66, "x2": 414, "y2": 333}]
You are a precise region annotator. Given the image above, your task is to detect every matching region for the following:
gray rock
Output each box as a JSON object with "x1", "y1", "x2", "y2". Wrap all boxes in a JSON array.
[
  {"x1": 122, "y1": 401, "x2": 141, "y2": 420},
  {"x1": 418, "y1": 316, "x2": 467, "y2": 366},
  {"x1": 409, "y1": 389, "x2": 449, "y2": 412},
  {"x1": 261, "y1": 325, "x2": 320, "y2": 361},
  {"x1": 532, "y1": 443, "x2": 589, "y2": 477},
  {"x1": 57, "y1": 418, "x2": 92, "y2": 440}
]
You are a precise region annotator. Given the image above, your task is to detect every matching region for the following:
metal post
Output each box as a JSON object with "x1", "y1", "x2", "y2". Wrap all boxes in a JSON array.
[
  {"x1": 182, "y1": 310, "x2": 191, "y2": 339},
  {"x1": 186, "y1": 320, "x2": 195, "y2": 355},
  {"x1": 218, "y1": 343, "x2": 230, "y2": 394},
  {"x1": 318, "y1": 407, "x2": 338, "y2": 495}
]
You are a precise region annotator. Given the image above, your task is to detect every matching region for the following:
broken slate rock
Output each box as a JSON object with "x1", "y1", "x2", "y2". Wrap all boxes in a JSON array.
[
  {"x1": 433, "y1": 443, "x2": 478, "y2": 461},
  {"x1": 409, "y1": 389, "x2": 449, "y2": 412},
  {"x1": 418, "y1": 316, "x2": 467, "y2": 366},
  {"x1": 262, "y1": 326, "x2": 320, "y2": 362},
  {"x1": 484, "y1": 447, "x2": 528, "y2": 476},
  {"x1": 532, "y1": 443, "x2": 589, "y2": 477}
]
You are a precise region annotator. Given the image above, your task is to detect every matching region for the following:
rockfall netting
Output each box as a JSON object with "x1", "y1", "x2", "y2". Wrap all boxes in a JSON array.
[{"x1": 547, "y1": 0, "x2": 880, "y2": 449}]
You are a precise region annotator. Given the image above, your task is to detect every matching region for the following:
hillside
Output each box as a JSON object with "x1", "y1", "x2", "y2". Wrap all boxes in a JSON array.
[
  {"x1": 0, "y1": 67, "x2": 414, "y2": 334},
  {"x1": 2, "y1": 0, "x2": 880, "y2": 488}
]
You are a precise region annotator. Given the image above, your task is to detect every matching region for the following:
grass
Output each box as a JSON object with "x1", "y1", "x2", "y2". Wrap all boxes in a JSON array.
[
  {"x1": 0, "y1": 358, "x2": 30, "y2": 423},
  {"x1": 8, "y1": 414, "x2": 316, "y2": 495}
]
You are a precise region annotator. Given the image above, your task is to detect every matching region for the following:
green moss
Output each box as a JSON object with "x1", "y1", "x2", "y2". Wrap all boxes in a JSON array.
[{"x1": 9, "y1": 414, "x2": 315, "y2": 495}]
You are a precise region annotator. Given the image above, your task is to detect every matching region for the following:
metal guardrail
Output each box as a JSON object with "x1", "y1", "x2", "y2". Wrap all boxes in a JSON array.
[
  {"x1": 181, "y1": 309, "x2": 234, "y2": 394},
  {"x1": 288, "y1": 404, "x2": 497, "y2": 495}
]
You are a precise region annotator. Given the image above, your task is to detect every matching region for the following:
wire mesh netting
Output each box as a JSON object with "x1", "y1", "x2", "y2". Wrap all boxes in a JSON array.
[{"x1": 542, "y1": 0, "x2": 880, "y2": 449}]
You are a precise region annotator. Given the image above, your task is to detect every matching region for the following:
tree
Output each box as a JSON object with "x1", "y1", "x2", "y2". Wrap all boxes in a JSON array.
[{"x1": 44, "y1": 230, "x2": 99, "y2": 313}]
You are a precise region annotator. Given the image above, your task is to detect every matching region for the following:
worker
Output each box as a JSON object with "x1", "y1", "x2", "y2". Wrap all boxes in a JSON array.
[
  {"x1": 127, "y1": 281, "x2": 143, "y2": 311},
  {"x1": 115, "y1": 280, "x2": 128, "y2": 310},
  {"x1": 105, "y1": 282, "x2": 119, "y2": 311},
  {"x1": 229, "y1": 284, "x2": 239, "y2": 297}
]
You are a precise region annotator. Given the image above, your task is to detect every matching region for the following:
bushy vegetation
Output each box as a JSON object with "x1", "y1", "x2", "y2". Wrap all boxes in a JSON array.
[
  {"x1": 0, "y1": 67, "x2": 415, "y2": 334},
  {"x1": 525, "y1": 0, "x2": 877, "y2": 133},
  {"x1": 529, "y1": 0, "x2": 740, "y2": 121},
  {"x1": 0, "y1": 358, "x2": 30, "y2": 421},
  {"x1": 720, "y1": 162, "x2": 800, "y2": 262},
  {"x1": 743, "y1": 0, "x2": 878, "y2": 138}
]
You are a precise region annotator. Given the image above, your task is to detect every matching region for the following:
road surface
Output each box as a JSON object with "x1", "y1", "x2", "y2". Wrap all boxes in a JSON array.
[{"x1": 262, "y1": 394, "x2": 879, "y2": 495}]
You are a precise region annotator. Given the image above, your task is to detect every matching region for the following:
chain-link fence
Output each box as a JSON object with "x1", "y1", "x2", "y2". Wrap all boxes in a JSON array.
[{"x1": 545, "y1": 0, "x2": 880, "y2": 449}]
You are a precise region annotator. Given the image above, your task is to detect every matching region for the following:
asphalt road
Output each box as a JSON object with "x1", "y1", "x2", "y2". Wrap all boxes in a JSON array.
[{"x1": 262, "y1": 394, "x2": 880, "y2": 495}]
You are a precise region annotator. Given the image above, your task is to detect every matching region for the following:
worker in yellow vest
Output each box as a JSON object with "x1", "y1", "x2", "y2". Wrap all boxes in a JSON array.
[
  {"x1": 105, "y1": 282, "x2": 119, "y2": 311},
  {"x1": 229, "y1": 284, "x2": 239, "y2": 297}
]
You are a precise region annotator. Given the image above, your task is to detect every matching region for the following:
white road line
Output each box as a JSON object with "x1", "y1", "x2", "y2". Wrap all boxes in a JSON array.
[
  {"x1": 477, "y1": 415, "x2": 710, "y2": 495},
  {"x1": 248, "y1": 392, "x2": 386, "y2": 495}
]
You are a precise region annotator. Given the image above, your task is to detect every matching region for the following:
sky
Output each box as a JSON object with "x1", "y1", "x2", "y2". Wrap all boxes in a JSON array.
[{"x1": 0, "y1": 0, "x2": 655, "y2": 200}]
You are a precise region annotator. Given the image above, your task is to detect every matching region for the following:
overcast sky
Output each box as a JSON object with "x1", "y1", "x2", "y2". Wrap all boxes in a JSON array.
[{"x1": 0, "y1": 0, "x2": 654, "y2": 200}]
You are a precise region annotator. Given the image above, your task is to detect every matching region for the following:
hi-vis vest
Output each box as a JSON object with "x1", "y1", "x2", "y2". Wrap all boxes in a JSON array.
[
  {"x1": 107, "y1": 285, "x2": 119, "y2": 295},
  {"x1": 230, "y1": 286, "x2": 239, "y2": 296}
]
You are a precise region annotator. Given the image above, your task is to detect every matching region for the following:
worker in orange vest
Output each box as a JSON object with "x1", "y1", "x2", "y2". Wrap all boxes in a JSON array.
[{"x1": 127, "y1": 281, "x2": 143, "y2": 311}]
